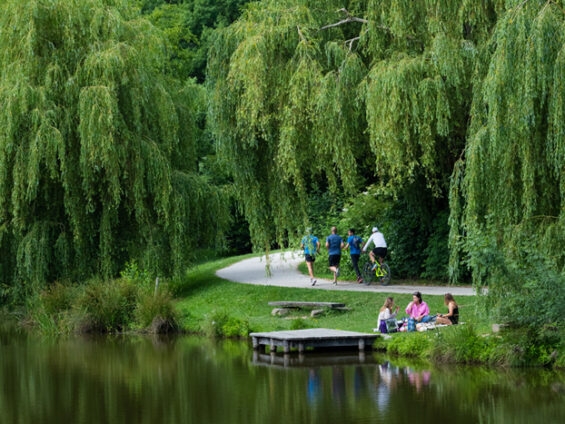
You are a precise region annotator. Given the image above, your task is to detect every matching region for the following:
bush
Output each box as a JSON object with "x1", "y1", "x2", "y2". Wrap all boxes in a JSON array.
[
  {"x1": 39, "y1": 282, "x2": 75, "y2": 315},
  {"x1": 135, "y1": 287, "x2": 178, "y2": 329},
  {"x1": 430, "y1": 325, "x2": 494, "y2": 364},
  {"x1": 75, "y1": 279, "x2": 137, "y2": 333},
  {"x1": 386, "y1": 332, "x2": 433, "y2": 358},
  {"x1": 204, "y1": 311, "x2": 249, "y2": 338},
  {"x1": 476, "y1": 242, "x2": 565, "y2": 331},
  {"x1": 330, "y1": 186, "x2": 449, "y2": 280}
]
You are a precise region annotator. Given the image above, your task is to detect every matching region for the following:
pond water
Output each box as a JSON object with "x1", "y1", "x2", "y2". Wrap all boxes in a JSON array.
[{"x1": 1, "y1": 325, "x2": 564, "y2": 424}]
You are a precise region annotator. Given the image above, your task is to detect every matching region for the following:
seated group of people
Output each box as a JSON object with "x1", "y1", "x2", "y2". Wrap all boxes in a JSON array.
[{"x1": 377, "y1": 292, "x2": 459, "y2": 333}]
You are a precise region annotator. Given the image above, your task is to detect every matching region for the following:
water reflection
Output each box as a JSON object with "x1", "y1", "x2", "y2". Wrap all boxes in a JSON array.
[{"x1": 0, "y1": 328, "x2": 564, "y2": 424}]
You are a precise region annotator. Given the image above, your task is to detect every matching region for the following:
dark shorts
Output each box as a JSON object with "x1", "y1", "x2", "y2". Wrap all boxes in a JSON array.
[
  {"x1": 328, "y1": 254, "x2": 341, "y2": 267},
  {"x1": 305, "y1": 254, "x2": 316, "y2": 263},
  {"x1": 372, "y1": 247, "x2": 387, "y2": 259}
]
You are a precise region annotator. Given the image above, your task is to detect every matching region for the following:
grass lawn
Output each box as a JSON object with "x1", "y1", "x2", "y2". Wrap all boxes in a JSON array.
[{"x1": 174, "y1": 253, "x2": 488, "y2": 336}]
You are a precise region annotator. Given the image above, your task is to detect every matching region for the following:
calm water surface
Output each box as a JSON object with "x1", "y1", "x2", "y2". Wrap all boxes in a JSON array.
[{"x1": 1, "y1": 325, "x2": 564, "y2": 424}]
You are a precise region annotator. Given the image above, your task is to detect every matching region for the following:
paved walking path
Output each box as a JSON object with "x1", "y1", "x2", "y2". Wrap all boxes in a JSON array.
[{"x1": 216, "y1": 252, "x2": 478, "y2": 296}]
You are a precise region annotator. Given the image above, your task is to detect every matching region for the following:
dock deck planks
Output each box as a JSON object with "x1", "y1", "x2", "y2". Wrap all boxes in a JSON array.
[{"x1": 250, "y1": 328, "x2": 379, "y2": 353}]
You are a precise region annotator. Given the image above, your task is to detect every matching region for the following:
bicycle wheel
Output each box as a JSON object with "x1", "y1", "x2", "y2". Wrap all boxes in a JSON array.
[
  {"x1": 361, "y1": 262, "x2": 375, "y2": 285},
  {"x1": 379, "y1": 263, "x2": 391, "y2": 286}
]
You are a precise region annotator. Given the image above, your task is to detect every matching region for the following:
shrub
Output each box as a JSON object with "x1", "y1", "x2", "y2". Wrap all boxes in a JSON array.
[
  {"x1": 75, "y1": 279, "x2": 137, "y2": 333},
  {"x1": 135, "y1": 287, "x2": 178, "y2": 329},
  {"x1": 430, "y1": 325, "x2": 494, "y2": 364},
  {"x1": 386, "y1": 332, "x2": 433, "y2": 358},
  {"x1": 478, "y1": 243, "x2": 565, "y2": 331},
  {"x1": 204, "y1": 311, "x2": 249, "y2": 338},
  {"x1": 39, "y1": 282, "x2": 75, "y2": 315}
]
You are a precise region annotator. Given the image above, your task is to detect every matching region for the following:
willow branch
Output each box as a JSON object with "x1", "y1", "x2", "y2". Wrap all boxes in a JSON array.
[
  {"x1": 345, "y1": 36, "x2": 360, "y2": 51},
  {"x1": 320, "y1": 17, "x2": 368, "y2": 30},
  {"x1": 296, "y1": 25, "x2": 306, "y2": 42},
  {"x1": 320, "y1": 8, "x2": 368, "y2": 30}
]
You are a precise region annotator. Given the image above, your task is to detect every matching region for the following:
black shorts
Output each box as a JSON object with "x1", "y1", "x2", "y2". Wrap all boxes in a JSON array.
[
  {"x1": 305, "y1": 254, "x2": 316, "y2": 263},
  {"x1": 328, "y1": 254, "x2": 341, "y2": 267},
  {"x1": 372, "y1": 247, "x2": 387, "y2": 259}
]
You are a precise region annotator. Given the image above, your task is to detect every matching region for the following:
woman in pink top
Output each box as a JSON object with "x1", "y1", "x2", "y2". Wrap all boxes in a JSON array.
[{"x1": 405, "y1": 291, "x2": 431, "y2": 323}]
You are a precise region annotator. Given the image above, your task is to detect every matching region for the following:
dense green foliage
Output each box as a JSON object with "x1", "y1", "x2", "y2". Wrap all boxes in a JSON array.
[
  {"x1": 138, "y1": 0, "x2": 251, "y2": 81},
  {"x1": 29, "y1": 276, "x2": 178, "y2": 334},
  {"x1": 449, "y1": 0, "x2": 565, "y2": 293},
  {"x1": 208, "y1": 0, "x2": 565, "y2": 328},
  {"x1": 1, "y1": 0, "x2": 564, "y2": 342},
  {"x1": 0, "y1": 0, "x2": 228, "y2": 300},
  {"x1": 382, "y1": 324, "x2": 564, "y2": 367}
]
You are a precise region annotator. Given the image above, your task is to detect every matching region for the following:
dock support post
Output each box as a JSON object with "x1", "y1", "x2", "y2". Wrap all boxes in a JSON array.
[
  {"x1": 298, "y1": 342, "x2": 304, "y2": 353},
  {"x1": 270, "y1": 339, "x2": 276, "y2": 353},
  {"x1": 358, "y1": 338, "x2": 365, "y2": 351},
  {"x1": 252, "y1": 337, "x2": 258, "y2": 350},
  {"x1": 283, "y1": 340, "x2": 290, "y2": 354}
]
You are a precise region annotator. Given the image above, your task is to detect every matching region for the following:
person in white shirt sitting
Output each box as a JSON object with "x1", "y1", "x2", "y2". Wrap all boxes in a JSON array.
[
  {"x1": 363, "y1": 226, "x2": 387, "y2": 271},
  {"x1": 378, "y1": 297, "x2": 399, "y2": 333}
]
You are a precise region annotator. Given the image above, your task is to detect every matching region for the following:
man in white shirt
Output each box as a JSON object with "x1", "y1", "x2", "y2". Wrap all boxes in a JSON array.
[{"x1": 362, "y1": 226, "x2": 387, "y2": 271}]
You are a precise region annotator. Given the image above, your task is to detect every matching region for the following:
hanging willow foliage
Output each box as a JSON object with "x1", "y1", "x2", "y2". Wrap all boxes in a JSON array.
[
  {"x1": 208, "y1": 0, "x2": 499, "y2": 250},
  {"x1": 0, "y1": 0, "x2": 228, "y2": 291},
  {"x1": 449, "y1": 0, "x2": 565, "y2": 286},
  {"x1": 208, "y1": 0, "x2": 368, "y2": 249}
]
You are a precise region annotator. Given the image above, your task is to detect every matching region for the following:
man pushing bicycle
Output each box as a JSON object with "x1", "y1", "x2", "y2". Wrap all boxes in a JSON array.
[{"x1": 362, "y1": 226, "x2": 387, "y2": 271}]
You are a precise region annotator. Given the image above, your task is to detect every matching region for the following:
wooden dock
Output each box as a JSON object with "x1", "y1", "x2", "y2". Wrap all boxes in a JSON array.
[{"x1": 250, "y1": 328, "x2": 379, "y2": 353}]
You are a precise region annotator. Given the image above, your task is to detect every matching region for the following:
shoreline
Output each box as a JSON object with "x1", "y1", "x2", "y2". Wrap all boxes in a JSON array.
[{"x1": 5, "y1": 253, "x2": 564, "y2": 369}]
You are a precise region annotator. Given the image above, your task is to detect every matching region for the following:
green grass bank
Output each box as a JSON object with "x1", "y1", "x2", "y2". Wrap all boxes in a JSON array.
[
  {"x1": 172, "y1": 254, "x2": 564, "y2": 368},
  {"x1": 12, "y1": 252, "x2": 564, "y2": 368}
]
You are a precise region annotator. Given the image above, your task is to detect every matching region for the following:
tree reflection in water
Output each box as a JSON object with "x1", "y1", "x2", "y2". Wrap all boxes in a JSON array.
[{"x1": 1, "y1": 330, "x2": 564, "y2": 424}]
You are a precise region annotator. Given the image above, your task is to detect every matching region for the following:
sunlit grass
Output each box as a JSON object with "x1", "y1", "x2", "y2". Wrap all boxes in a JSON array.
[{"x1": 173, "y1": 253, "x2": 487, "y2": 335}]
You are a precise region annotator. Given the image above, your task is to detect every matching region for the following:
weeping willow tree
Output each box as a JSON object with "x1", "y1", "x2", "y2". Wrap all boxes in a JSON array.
[
  {"x1": 207, "y1": 0, "x2": 498, "y2": 250},
  {"x1": 448, "y1": 0, "x2": 565, "y2": 322},
  {"x1": 208, "y1": 0, "x2": 368, "y2": 250},
  {"x1": 0, "y1": 0, "x2": 228, "y2": 295}
]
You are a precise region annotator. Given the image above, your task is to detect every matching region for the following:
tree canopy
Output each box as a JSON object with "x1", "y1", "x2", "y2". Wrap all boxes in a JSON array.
[
  {"x1": 208, "y1": 0, "x2": 565, "y2": 299},
  {"x1": 0, "y1": 0, "x2": 228, "y2": 295},
  {"x1": 1, "y1": 0, "x2": 564, "y2": 326},
  {"x1": 207, "y1": 0, "x2": 492, "y2": 248},
  {"x1": 138, "y1": 0, "x2": 251, "y2": 81}
]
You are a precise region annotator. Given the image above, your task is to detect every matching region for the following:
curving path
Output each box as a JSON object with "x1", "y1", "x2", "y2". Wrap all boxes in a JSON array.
[{"x1": 216, "y1": 251, "x2": 478, "y2": 296}]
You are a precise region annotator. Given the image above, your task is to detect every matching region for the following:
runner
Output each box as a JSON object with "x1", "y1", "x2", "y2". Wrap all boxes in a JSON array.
[
  {"x1": 325, "y1": 226, "x2": 344, "y2": 285},
  {"x1": 344, "y1": 228, "x2": 364, "y2": 283},
  {"x1": 301, "y1": 229, "x2": 320, "y2": 286},
  {"x1": 362, "y1": 226, "x2": 387, "y2": 271}
]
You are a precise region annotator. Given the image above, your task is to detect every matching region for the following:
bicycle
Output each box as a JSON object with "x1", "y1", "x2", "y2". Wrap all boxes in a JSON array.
[{"x1": 361, "y1": 258, "x2": 391, "y2": 286}]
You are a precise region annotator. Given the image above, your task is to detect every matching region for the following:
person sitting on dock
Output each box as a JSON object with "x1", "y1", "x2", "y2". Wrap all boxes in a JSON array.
[
  {"x1": 435, "y1": 293, "x2": 459, "y2": 325},
  {"x1": 378, "y1": 297, "x2": 400, "y2": 333},
  {"x1": 406, "y1": 292, "x2": 431, "y2": 324}
]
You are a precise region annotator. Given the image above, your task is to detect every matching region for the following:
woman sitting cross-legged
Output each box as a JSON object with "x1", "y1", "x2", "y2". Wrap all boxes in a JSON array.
[
  {"x1": 378, "y1": 297, "x2": 400, "y2": 333},
  {"x1": 436, "y1": 293, "x2": 459, "y2": 325},
  {"x1": 405, "y1": 291, "x2": 431, "y2": 323}
]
